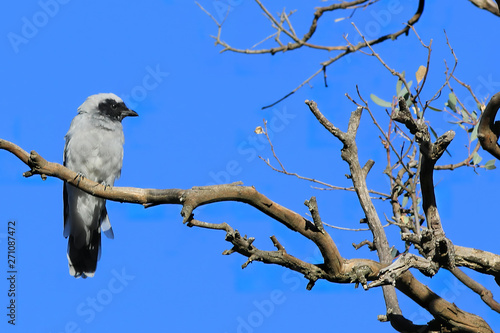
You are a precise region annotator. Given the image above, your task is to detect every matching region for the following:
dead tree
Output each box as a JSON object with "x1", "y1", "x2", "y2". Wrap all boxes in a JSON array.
[
  {"x1": 2, "y1": 77, "x2": 500, "y2": 330},
  {"x1": 2, "y1": 1, "x2": 500, "y2": 332}
]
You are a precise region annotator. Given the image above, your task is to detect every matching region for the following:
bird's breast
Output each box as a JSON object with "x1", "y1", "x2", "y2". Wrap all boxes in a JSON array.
[{"x1": 65, "y1": 120, "x2": 125, "y2": 184}]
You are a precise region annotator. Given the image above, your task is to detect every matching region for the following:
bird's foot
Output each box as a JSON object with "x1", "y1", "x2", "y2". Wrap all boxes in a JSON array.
[
  {"x1": 73, "y1": 173, "x2": 86, "y2": 186},
  {"x1": 100, "y1": 181, "x2": 111, "y2": 191}
]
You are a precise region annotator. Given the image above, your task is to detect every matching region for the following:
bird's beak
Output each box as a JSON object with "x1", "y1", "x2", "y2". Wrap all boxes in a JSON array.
[{"x1": 122, "y1": 109, "x2": 138, "y2": 118}]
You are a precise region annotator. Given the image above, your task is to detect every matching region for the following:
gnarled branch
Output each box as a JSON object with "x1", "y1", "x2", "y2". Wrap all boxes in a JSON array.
[
  {"x1": 478, "y1": 92, "x2": 500, "y2": 159},
  {"x1": 0, "y1": 138, "x2": 379, "y2": 285},
  {"x1": 0, "y1": 137, "x2": 494, "y2": 332},
  {"x1": 392, "y1": 97, "x2": 456, "y2": 269}
]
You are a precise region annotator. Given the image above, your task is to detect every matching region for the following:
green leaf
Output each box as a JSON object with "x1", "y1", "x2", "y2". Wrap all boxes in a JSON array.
[
  {"x1": 447, "y1": 120, "x2": 466, "y2": 130},
  {"x1": 485, "y1": 159, "x2": 497, "y2": 170},
  {"x1": 396, "y1": 79, "x2": 403, "y2": 95},
  {"x1": 429, "y1": 125, "x2": 438, "y2": 139},
  {"x1": 472, "y1": 110, "x2": 478, "y2": 121},
  {"x1": 470, "y1": 122, "x2": 479, "y2": 142},
  {"x1": 390, "y1": 247, "x2": 400, "y2": 258},
  {"x1": 461, "y1": 110, "x2": 471, "y2": 123},
  {"x1": 428, "y1": 105, "x2": 442, "y2": 112},
  {"x1": 370, "y1": 94, "x2": 392, "y2": 108},
  {"x1": 449, "y1": 92, "x2": 457, "y2": 105},
  {"x1": 398, "y1": 81, "x2": 413, "y2": 98},
  {"x1": 447, "y1": 92, "x2": 457, "y2": 112},
  {"x1": 402, "y1": 195, "x2": 408, "y2": 207},
  {"x1": 472, "y1": 152, "x2": 482, "y2": 165},
  {"x1": 406, "y1": 95, "x2": 413, "y2": 108}
]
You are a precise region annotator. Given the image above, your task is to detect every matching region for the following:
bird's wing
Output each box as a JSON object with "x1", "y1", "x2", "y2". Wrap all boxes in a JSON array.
[
  {"x1": 100, "y1": 206, "x2": 114, "y2": 239},
  {"x1": 63, "y1": 140, "x2": 70, "y2": 238},
  {"x1": 63, "y1": 183, "x2": 70, "y2": 238}
]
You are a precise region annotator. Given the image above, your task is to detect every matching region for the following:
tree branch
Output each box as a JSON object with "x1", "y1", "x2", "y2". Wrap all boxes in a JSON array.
[
  {"x1": 187, "y1": 218, "x2": 326, "y2": 287},
  {"x1": 467, "y1": 0, "x2": 500, "y2": 16},
  {"x1": 395, "y1": 272, "x2": 493, "y2": 333},
  {"x1": 0, "y1": 138, "x2": 382, "y2": 286},
  {"x1": 304, "y1": 196, "x2": 326, "y2": 235},
  {"x1": 199, "y1": 0, "x2": 425, "y2": 109},
  {"x1": 449, "y1": 266, "x2": 500, "y2": 313},
  {"x1": 304, "y1": 100, "x2": 416, "y2": 330},
  {"x1": 1, "y1": 135, "x2": 494, "y2": 332},
  {"x1": 392, "y1": 98, "x2": 456, "y2": 269},
  {"x1": 454, "y1": 245, "x2": 500, "y2": 283},
  {"x1": 369, "y1": 253, "x2": 439, "y2": 288},
  {"x1": 478, "y1": 92, "x2": 500, "y2": 159}
]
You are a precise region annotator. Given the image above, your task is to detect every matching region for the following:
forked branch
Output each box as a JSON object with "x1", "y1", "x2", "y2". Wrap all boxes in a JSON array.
[
  {"x1": 0, "y1": 138, "x2": 382, "y2": 288},
  {"x1": 0, "y1": 132, "x2": 495, "y2": 331}
]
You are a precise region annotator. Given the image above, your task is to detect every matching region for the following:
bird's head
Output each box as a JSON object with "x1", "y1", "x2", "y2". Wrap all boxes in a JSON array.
[{"x1": 78, "y1": 93, "x2": 138, "y2": 121}]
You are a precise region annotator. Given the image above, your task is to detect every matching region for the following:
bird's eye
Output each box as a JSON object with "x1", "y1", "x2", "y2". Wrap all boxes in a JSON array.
[{"x1": 111, "y1": 104, "x2": 117, "y2": 110}]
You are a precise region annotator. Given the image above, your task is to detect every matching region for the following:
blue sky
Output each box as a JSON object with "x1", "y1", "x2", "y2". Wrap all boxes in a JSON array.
[{"x1": 1, "y1": 0, "x2": 500, "y2": 332}]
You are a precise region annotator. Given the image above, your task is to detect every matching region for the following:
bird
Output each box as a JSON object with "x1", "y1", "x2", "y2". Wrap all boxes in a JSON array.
[{"x1": 63, "y1": 93, "x2": 138, "y2": 278}]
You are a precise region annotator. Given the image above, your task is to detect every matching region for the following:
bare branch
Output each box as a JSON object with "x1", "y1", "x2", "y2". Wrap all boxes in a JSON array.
[
  {"x1": 198, "y1": 0, "x2": 425, "y2": 108},
  {"x1": 450, "y1": 267, "x2": 500, "y2": 313},
  {"x1": 253, "y1": 0, "x2": 300, "y2": 43},
  {"x1": 258, "y1": 118, "x2": 389, "y2": 198},
  {"x1": 304, "y1": 100, "x2": 348, "y2": 142},
  {"x1": 478, "y1": 92, "x2": 500, "y2": 159},
  {"x1": 454, "y1": 246, "x2": 500, "y2": 282},
  {"x1": 369, "y1": 253, "x2": 439, "y2": 288},
  {"x1": 467, "y1": 0, "x2": 500, "y2": 16},
  {"x1": 392, "y1": 98, "x2": 456, "y2": 269},
  {"x1": 1, "y1": 128, "x2": 495, "y2": 331},
  {"x1": 304, "y1": 100, "x2": 412, "y2": 326},
  {"x1": 395, "y1": 272, "x2": 493, "y2": 333},
  {"x1": 353, "y1": 240, "x2": 375, "y2": 251},
  {"x1": 0, "y1": 138, "x2": 361, "y2": 282},
  {"x1": 304, "y1": 196, "x2": 326, "y2": 235},
  {"x1": 351, "y1": 23, "x2": 413, "y2": 107},
  {"x1": 322, "y1": 221, "x2": 388, "y2": 232},
  {"x1": 187, "y1": 217, "x2": 330, "y2": 285},
  {"x1": 434, "y1": 142, "x2": 481, "y2": 170}
]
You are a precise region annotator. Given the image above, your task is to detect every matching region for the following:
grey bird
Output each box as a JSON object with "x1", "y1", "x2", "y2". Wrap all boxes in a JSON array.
[{"x1": 63, "y1": 93, "x2": 138, "y2": 278}]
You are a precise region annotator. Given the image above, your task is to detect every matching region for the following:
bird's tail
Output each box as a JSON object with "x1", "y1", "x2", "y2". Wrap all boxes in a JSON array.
[{"x1": 67, "y1": 229, "x2": 101, "y2": 279}]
